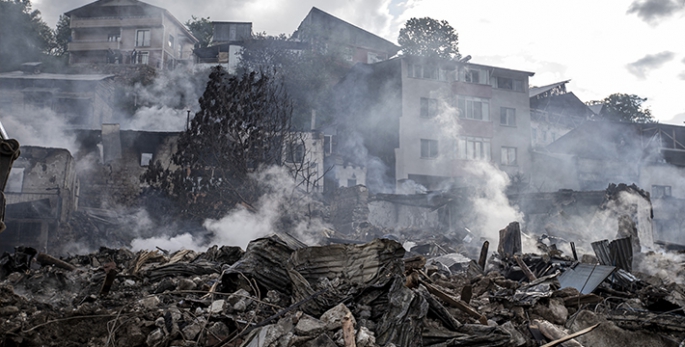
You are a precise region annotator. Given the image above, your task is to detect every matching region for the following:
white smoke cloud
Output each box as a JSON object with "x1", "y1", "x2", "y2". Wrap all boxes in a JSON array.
[{"x1": 0, "y1": 106, "x2": 81, "y2": 155}]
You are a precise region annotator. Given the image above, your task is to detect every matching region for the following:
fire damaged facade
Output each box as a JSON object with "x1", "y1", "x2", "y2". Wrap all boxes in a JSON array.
[
  {"x1": 332, "y1": 56, "x2": 534, "y2": 191},
  {"x1": 65, "y1": 0, "x2": 198, "y2": 69}
]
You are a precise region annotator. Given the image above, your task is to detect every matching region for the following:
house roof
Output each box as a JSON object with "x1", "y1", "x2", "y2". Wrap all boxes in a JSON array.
[
  {"x1": 292, "y1": 7, "x2": 399, "y2": 55},
  {"x1": 65, "y1": 0, "x2": 198, "y2": 43},
  {"x1": 530, "y1": 80, "x2": 571, "y2": 98},
  {"x1": 0, "y1": 71, "x2": 115, "y2": 81}
]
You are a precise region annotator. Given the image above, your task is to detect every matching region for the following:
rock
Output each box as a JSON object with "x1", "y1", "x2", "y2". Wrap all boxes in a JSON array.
[
  {"x1": 182, "y1": 319, "x2": 205, "y2": 340},
  {"x1": 177, "y1": 278, "x2": 196, "y2": 291},
  {"x1": 533, "y1": 298, "x2": 568, "y2": 325},
  {"x1": 356, "y1": 326, "x2": 376, "y2": 347},
  {"x1": 209, "y1": 299, "x2": 226, "y2": 313},
  {"x1": 123, "y1": 279, "x2": 136, "y2": 286},
  {"x1": 146, "y1": 328, "x2": 165, "y2": 347},
  {"x1": 126, "y1": 321, "x2": 147, "y2": 346},
  {"x1": 303, "y1": 334, "x2": 337, "y2": 347},
  {"x1": 205, "y1": 322, "x2": 230, "y2": 346},
  {"x1": 500, "y1": 321, "x2": 526, "y2": 346},
  {"x1": 320, "y1": 303, "x2": 356, "y2": 331},
  {"x1": 0, "y1": 306, "x2": 19, "y2": 315},
  {"x1": 139, "y1": 296, "x2": 161, "y2": 310},
  {"x1": 229, "y1": 289, "x2": 253, "y2": 312},
  {"x1": 295, "y1": 315, "x2": 326, "y2": 336}
]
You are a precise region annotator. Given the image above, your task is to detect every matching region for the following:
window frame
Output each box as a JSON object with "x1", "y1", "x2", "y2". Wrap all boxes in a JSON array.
[
  {"x1": 652, "y1": 185, "x2": 672, "y2": 199},
  {"x1": 500, "y1": 107, "x2": 516, "y2": 127},
  {"x1": 136, "y1": 51, "x2": 149, "y2": 65},
  {"x1": 456, "y1": 97, "x2": 490, "y2": 121},
  {"x1": 135, "y1": 29, "x2": 151, "y2": 47},
  {"x1": 500, "y1": 146, "x2": 517, "y2": 166},
  {"x1": 420, "y1": 139, "x2": 439, "y2": 159},
  {"x1": 457, "y1": 137, "x2": 491, "y2": 161},
  {"x1": 420, "y1": 97, "x2": 440, "y2": 118},
  {"x1": 494, "y1": 76, "x2": 524, "y2": 92}
]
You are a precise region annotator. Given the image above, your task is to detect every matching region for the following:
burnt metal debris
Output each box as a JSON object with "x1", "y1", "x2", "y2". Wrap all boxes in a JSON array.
[{"x1": 1, "y1": 223, "x2": 684, "y2": 347}]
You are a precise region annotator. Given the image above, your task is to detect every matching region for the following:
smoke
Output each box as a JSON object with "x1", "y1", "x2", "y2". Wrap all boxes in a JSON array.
[
  {"x1": 0, "y1": 106, "x2": 80, "y2": 155},
  {"x1": 130, "y1": 165, "x2": 329, "y2": 251}
]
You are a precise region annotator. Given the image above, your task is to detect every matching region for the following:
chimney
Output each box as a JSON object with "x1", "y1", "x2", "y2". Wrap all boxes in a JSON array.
[{"x1": 101, "y1": 123, "x2": 122, "y2": 163}]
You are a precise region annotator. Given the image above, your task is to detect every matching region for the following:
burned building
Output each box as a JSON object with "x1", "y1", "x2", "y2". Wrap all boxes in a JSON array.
[
  {"x1": 193, "y1": 22, "x2": 254, "y2": 72},
  {"x1": 65, "y1": 0, "x2": 198, "y2": 69},
  {"x1": 0, "y1": 146, "x2": 79, "y2": 253},
  {"x1": 331, "y1": 56, "x2": 535, "y2": 192},
  {"x1": 0, "y1": 66, "x2": 115, "y2": 128}
]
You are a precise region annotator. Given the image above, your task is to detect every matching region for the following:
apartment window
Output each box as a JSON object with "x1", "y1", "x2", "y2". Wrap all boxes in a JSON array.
[
  {"x1": 323, "y1": 135, "x2": 333, "y2": 155},
  {"x1": 108, "y1": 34, "x2": 120, "y2": 42},
  {"x1": 343, "y1": 47, "x2": 354, "y2": 62},
  {"x1": 136, "y1": 29, "x2": 151, "y2": 47},
  {"x1": 456, "y1": 97, "x2": 490, "y2": 121},
  {"x1": 501, "y1": 147, "x2": 517, "y2": 166},
  {"x1": 421, "y1": 139, "x2": 439, "y2": 158},
  {"x1": 457, "y1": 137, "x2": 491, "y2": 161},
  {"x1": 408, "y1": 64, "x2": 449, "y2": 81},
  {"x1": 168, "y1": 34, "x2": 174, "y2": 48},
  {"x1": 493, "y1": 77, "x2": 524, "y2": 91},
  {"x1": 141, "y1": 153, "x2": 153, "y2": 167},
  {"x1": 500, "y1": 107, "x2": 516, "y2": 126},
  {"x1": 652, "y1": 185, "x2": 672, "y2": 199},
  {"x1": 6, "y1": 168, "x2": 24, "y2": 193},
  {"x1": 347, "y1": 179, "x2": 357, "y2": 187},
  {"x1": 460, "y1": 67, "x2": 489, "y2": 84},
  {"x1": 420, "y1": 98, "x2": 440, "y2": 118},
  {"x1": 367, "y1": 52, "x2": 383, "y2": 64},
  {"x1": 136, "y1": 51, "x2": 149, "y2": 65}
]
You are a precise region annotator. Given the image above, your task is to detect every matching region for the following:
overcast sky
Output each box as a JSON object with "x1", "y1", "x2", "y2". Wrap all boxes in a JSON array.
[{"x1": 33, "y1": 0, "x2": 685, "y2": 124}]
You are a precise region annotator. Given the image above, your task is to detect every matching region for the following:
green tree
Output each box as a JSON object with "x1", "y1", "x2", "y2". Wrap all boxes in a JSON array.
[
  {"x1": 0, "y1": 0, "x2": 55, "y2": 71},
  {"x1": 398, "y1": 17, "x2": 460, "y2": 59},
  {"x1": 237, "y1": 33, "x2": 350, "y2": 129},
  {"x1": 185, "y1": 16, "x2": 213, "y2": 48},
  {"x1": 142, "y1": 66, "x2": 294, "y2": 220},
  {"x1": 587, "y1": 93, "x2": 655, "y2": 123},
  {"x1": 52, "y1": 15, "x2": 71, "y2": 57}
]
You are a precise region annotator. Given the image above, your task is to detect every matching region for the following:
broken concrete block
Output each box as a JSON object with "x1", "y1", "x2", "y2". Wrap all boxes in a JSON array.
[
  {"x1": 295, "y1": 315, "x2": 326, "y2": 336},
  {"x1": 209, "y1": 299, "x2": 226, "y2": 313},
  {"x1": 205, "y1": 322, "x2": 230, "y2": 346},
  {"x1": 302, "y1": 334, "x2": 337, "y2": 347},
  {"x1": 356, "y1": 326, "x2": 376, "y2": 347},
  {"x1": 146, "y1": 328, "x2": 164, "y2": 347},
  {"x1": 138, "y1": 296, "x2": 160, "y2": 310},
  {"x1": 182, "y1": 319, "x2": 205, "y2": 340},
  {"x1": 320, "y1": 303, "x2": 356, "y2": 331}
]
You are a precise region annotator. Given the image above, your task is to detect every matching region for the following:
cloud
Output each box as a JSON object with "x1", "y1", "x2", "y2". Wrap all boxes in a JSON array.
[
  {"x1": 679, "y1": 71, "x2": 685, "y2": 80},
  {"x1": 627, "y1": 0, "x2": 685, "y2": 24},
  {"x1": 626, "y1": 51, "x2": 675, "y2": 79}
]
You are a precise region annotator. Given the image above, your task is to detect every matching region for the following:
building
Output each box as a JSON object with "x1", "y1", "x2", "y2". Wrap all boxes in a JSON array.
[
  {"x1": 0, "y1": 65, "x2": 115, "y2": 128},
  {"x1": 331, "y1": 55, "x2": 535, "y2": 192},
  {"x1": 1, "y1": 146, "x2": 79, "y2": 253},
  {"x1": 529, "y1": 80, "x2": 594, "y2": 149},
  {"x1": 194, "y1": 22, "x2": 253, "y2": 72},
  {"x1": 65, "y1": 0, "x2": 198, "y2": 69},
  {"x1": 292, "y1": 7, "x2": 400, "y2": 65}
]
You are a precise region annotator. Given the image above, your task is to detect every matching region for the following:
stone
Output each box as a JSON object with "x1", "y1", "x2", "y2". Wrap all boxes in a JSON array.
[
  {"x1": 146, "y1": 328, "x2": 165, "y2": 347},
  {"x1": 320, "y1": 303, "x2": 356, "y2": 331},
  {"x1": 138, "y1": 296, "x2": 160, "y2": 310},
  {"x1": 205, "y1": 322, "x2": 230, "y2": 346},
  {"x1": 209, "y1": 299, "x2": 226, "y2": 313},
  {"x1": 303, "y1": 334, "x2": 337, "y2": 347},
  {"x1": 356, "y1": 326, "x2": 376, "y2": 347},
  {"x1": 0, "y1": 306, "x2": 19, "y2": 316},
  {"x1": 533, "y1": 298, "x2": 568, "y2": 325},
  {"x1": 177, "y1": 278, "x2": 196, "y2": 291},
  {"x1": 295, "y1": 315, "x2": 326, "y2": 336},
  {"x1": 182, "y1": 319, "x2": 205, "y2": 340}
]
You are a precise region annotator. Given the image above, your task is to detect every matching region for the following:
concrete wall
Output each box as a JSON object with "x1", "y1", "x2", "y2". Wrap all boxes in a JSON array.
[{"x1": 368, "y1": 199, "x2": 440, "y2": 230}]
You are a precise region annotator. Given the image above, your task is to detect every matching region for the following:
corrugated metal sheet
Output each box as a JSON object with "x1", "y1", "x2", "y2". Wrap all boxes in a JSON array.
[
  {"x1": 591, "y1": 237, "x2": 633, "y2": 272},
  {"x1": 558, "y1": 263, "x2": 616, "y2": 294}
]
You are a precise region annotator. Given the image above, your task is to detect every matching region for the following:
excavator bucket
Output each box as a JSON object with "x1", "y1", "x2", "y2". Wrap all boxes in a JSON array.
[{"x1": 0, "y1": 120, "x2": 20, "y2": 233}]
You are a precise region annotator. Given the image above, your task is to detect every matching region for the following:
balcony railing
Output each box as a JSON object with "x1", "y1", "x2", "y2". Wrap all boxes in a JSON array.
[
  {"x1": 68, "y1": 40, "x2": 121, "y2": 51},
  {"x1": 71, "y1": 16, "x2": 162, "y2": 28}
]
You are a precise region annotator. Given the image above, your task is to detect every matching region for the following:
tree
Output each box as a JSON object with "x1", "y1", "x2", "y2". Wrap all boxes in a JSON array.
[
  {"x1": 0, "y1": 0, "x2": 55, "y2": 71},
  {"x1": 398, "y1": 17, "x2": 460, "y2": 60},
  {"x1": 237, "y1": 33, "x2": 350, "y2": 129},
  {"x1": 587, "y1": 93, "x2": 655, "y2": 123},
  {"x1": 52, "y1": 15, "x2": 71, "y2": 57},
  {"x1": 142, "y1": 66, "x2": 294, "y2": 220},
  {"x1": 185, "y1": 16, "x2": 213, "y2": 48}
]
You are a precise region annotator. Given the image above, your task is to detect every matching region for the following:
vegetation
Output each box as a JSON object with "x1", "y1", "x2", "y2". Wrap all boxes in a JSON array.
[
  {"x1": 398, "y1": 17, "x2": 461, "y2": 59},
  {"x1": 587, "y1": 93, "x2": 655, "y2": 123},
  {"x1": 185, "y1": 16, "x2": 213, "y2": 48},
  {"x1": 0, "y1": 0, "x2": 55, "y2": 71}
]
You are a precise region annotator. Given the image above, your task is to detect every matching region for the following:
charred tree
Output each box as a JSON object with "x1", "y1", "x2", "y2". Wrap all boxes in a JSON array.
[{"x1": 142, "y1": 66, "x2": 294, "y2": 221}]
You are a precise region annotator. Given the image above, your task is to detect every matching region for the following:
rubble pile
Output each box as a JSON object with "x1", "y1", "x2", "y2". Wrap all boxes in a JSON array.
[{"x1": 1, "y1": 228, "x2": 685, "y2": 347}]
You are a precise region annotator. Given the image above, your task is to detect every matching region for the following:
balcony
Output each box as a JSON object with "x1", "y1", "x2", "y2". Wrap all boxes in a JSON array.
[
  {"x1": 68, "y1": 40, "x2": 121, "y2": 51},
  {"x1": 71, "y1": 16, "x2": 162, "y2": 28}
]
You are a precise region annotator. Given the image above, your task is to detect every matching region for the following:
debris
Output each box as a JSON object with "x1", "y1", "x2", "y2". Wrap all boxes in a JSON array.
[
  {"x1": 498, "y1": 221, "x2": 522, "y2": 258},
  {"x1": 36, "y1": 253, "x2": 77, "y2": 271}
]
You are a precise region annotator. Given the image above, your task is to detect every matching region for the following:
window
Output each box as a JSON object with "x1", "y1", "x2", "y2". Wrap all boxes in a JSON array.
[
  {"x1": 6, "y1": 168, "x2": 24, "y2": 193},
  {"x1": 456, "y1": 97, "x2": 490, "y2": 121},
  {"x1": 343, "y1": 47, "x2": 354, "y2": 62},
  {"x1": 323, "y1": 135, "x2": 333, "y2": 155},
  {"x1": 108, "y1": 34, "x2": 120, "y2": 42},
  {"x1": 421, "y1": 139, "x2": 439, "y2": 158},
  {"x1": 652, "y1": 185, "x2": 672, "y2": 199},
  {"x1": 500, "y1": 107, "x2": 516, "y2": 126},
  {"x1": 408, "y1": 64, "x2": 449, "y2": 81},
  {"x1": 135, "y1": 51, "x2": 149, "y2": 65},
  {"x1": 501, "y1": 147, "x2": 517, "y2": 166},
  {"x1": 457, "y1": 137, "x2": 491, "y2": 161},
  {"x1": 493, "y1": 77, "x2": 524, "y2": 91},
  {"x1": 136, "y1": 30, "x2": 150, "y2": 47},
  {"x1": 420, "y1": 98, "x2": 440, "y2": 118},
  {"x1": 367, "y1": 52, "x2": 383, "y2": 64},
  {"x1": 347, "y1": 179, "x2": 357, "y2": 187},
  {"x1": 459, "y1": 67, "x2": 489, "y2": 84},
  {"x1": 168, "y1": 34, "x2": 174, "y2": 48},
  {"x1": 141, "y1": 153, "x2": 153, "y2": 166},
  {"x1": 286, "y1": 143, "x2": 305, "y2": 163}
]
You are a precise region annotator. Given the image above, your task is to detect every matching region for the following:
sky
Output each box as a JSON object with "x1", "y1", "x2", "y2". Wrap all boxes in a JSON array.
[{"x1": 33, "y1": 0, "x2": 685, "y2": 124}]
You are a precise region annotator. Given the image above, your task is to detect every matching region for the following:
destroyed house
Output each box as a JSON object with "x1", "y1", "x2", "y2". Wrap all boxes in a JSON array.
[
  {"x1": 1, "y1": 147, "x2": 79, "y2": 253},
  {"x1": 292, "y1": 7, "x2": 400, "y2": 65},
  {"x1": 0, "y1": 69, "x2": 115, "y2": 128},
  {"x1": 65, "y1": 0, "x2": 198, "y2": 69},
  {"x1": 71, "y1": 126, "x2": 179, "y2": 209},
  {"x1": 332, "y1": 56, "x2": 535, "y2": 191},
  {"x1": 529, "y1": 80, "x2": 593, "y2": 148}
]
